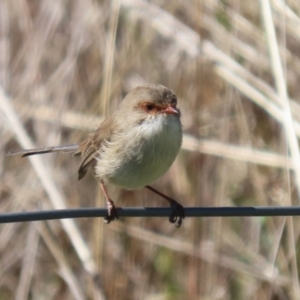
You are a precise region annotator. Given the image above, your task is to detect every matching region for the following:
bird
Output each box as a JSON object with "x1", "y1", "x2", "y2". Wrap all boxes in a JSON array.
[{"x1": 6, "y1": 83, "x2": 185, "y2": 227}]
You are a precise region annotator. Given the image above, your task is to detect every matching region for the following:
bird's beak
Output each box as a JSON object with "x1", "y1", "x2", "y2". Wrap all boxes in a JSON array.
[{"x1": 161, "y1": 106, "x2": 179, "y2": 115}]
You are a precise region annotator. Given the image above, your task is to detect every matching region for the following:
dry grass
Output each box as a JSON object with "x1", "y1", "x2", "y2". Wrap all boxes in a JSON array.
[{"x1": 1, "y1": 0, "x2": 300, "y2": 299}]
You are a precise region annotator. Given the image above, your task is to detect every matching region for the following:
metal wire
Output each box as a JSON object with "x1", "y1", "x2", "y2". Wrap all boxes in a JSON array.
[{"x1": 1, "y1": 206, "x2": 300, "y2": 223}]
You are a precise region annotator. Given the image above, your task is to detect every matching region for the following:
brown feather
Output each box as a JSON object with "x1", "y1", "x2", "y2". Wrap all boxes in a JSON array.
[{"x1": 76, "y1": 116, "x2": 115, "y2": 180}]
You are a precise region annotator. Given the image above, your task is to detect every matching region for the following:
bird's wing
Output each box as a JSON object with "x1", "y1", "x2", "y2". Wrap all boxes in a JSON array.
[{"x1": 76, "y1": 116, "x2": 115, "y2": 180}]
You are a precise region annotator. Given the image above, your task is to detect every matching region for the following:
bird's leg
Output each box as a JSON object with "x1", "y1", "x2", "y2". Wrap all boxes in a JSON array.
[
  {"x1": 145, "y1": 185, "x2": 185, "y2": 227},
  {"x1": 100, "y1": 182, "x2": 119, "y2": 223}
]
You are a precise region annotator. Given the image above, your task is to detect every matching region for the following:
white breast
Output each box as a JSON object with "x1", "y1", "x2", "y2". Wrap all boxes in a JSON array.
[{"x1": 94, "y1": 114, "x2": 182, "y2": 189}]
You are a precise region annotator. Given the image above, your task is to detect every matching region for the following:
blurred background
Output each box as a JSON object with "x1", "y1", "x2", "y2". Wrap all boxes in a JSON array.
[{"x1": 1, "y1": 0, "x2": 300, "y2": 299}]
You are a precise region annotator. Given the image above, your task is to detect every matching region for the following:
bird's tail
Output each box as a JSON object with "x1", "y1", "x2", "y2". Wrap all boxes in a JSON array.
[{"x1": 5, "y1": 144, "x2": 79, "y2": 157}]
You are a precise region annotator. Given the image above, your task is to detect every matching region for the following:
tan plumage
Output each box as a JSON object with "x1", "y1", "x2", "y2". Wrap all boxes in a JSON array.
[
  {"x1": 75, "y1": 116, "x2": 115, "y2": 180},
  {"x1": 6, "y1": 84, "x2": 185, "y2": 227}
]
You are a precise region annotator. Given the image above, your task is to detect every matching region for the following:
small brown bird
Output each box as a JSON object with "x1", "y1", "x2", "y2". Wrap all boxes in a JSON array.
[{"x1": 7, "y1": 84, "x2": 185, "y2": 226}]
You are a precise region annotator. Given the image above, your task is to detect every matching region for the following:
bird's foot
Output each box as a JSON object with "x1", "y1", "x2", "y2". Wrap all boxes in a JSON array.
[
  {"x1": 103, "y1": 199, "x2": 119, "y2": 224},
  {"x1": 169, "y1": 200, "x2": 185, "y2": 228}
]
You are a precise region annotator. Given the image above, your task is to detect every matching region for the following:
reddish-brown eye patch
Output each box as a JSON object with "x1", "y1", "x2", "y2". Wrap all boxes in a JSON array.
[
  {"x1": 139, "y1": 102, "x2": 160, "y2": 114},
  {"x1": 138, "y1": 101, "x2": 179, "y2": 115}
]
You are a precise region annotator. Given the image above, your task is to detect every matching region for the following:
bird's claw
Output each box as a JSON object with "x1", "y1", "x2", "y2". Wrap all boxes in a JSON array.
[
  {"x1": 169, "y1": 200, "x2": 185, "y2": 228},
  {"x1": 103, "y1": 200, "x2": 119, "y2": 224},
  {"x1": 103, "y1": 215, "x2": 114, "y2": 224}
]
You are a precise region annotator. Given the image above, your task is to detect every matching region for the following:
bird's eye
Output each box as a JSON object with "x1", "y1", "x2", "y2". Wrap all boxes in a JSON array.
[
  {"x1": 145, "y1": 103, "x2": 155, "y2": 111},
  {"x1": 171, "y1": 97, "x2": 177, "y2": 106}
]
